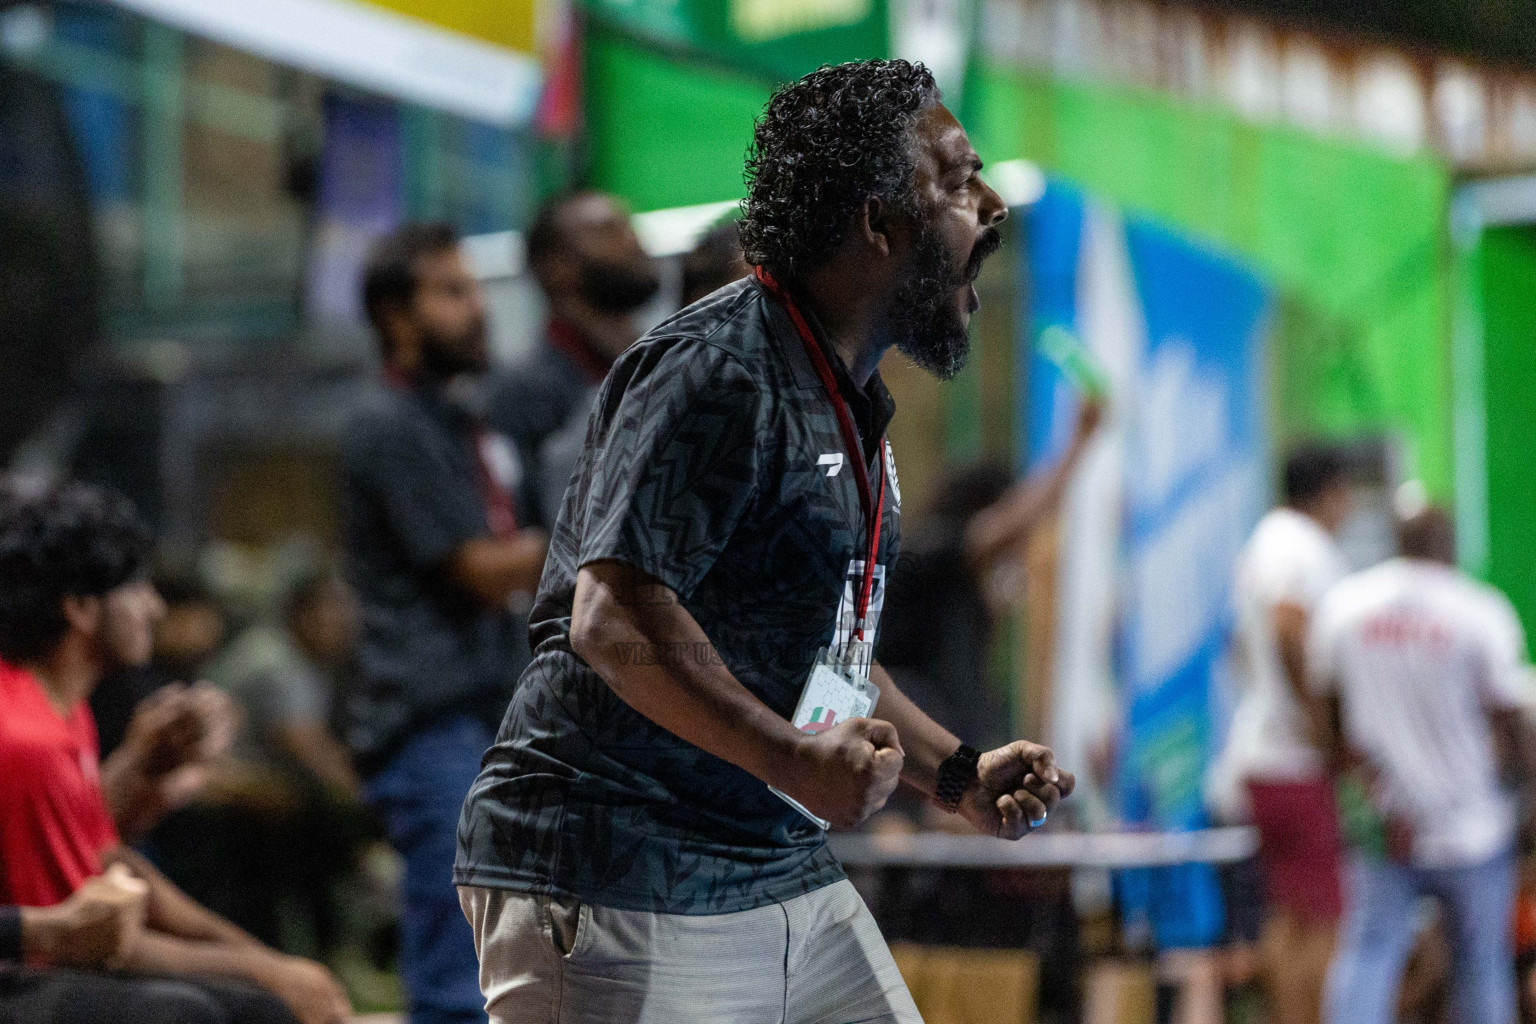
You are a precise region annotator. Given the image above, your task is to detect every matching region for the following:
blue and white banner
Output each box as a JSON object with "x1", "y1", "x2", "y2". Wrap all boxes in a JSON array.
[{"x1": 1022, "y1": 181, "x2": 1271, "y2": 947}]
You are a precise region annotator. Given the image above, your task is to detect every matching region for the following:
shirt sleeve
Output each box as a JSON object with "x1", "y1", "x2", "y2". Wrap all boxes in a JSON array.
[
  {"x1": 576, "y1": 339, "x2": 763, "y2": 601},
  {"x1": 346, "y1": 410, "x2": 486, "y2": 570},
  {"x1": 0, "y1": 905, "x2": 20, "y2": 964},
  {"x1": 1262, "y1": 535, "x2": 1339, "y2": 613},
  {"x1": 1476, "y1": 593, "x2": 1531, "y2": 710}
]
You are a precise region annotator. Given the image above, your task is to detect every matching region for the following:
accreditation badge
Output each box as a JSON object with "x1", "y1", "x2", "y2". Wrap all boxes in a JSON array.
[{"x1": 769, "y1": 644, "x2": 882, "y2": 830}]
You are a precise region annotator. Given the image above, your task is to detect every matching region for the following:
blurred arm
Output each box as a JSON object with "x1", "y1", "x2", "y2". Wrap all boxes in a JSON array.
[
  {"x1": 105, "y1": 846, "x2": 258, "y2": 949},
  {"x1": 447, "y1": 529, "x2": 550, "y2": 608},
  {"x1": 1273, "y1": 601, "x2": 1312, "y2": 706},
  {"x1": 962, "y1": 399, "x2": 1101, "y2": 571},
  {"x1": 275, "y1": 722, "x2": 360, "y2": 799},
  {"x1": 1491, "y1": 708, "x2": 1536, "y2": 785},
  {"x1": 101, "y1": 684, "x2": 235, "y2": 843}
]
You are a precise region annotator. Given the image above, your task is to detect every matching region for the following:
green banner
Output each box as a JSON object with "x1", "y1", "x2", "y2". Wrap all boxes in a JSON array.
[{"x1": 582, "y1": 0, "x2": 888, "y2": 81}]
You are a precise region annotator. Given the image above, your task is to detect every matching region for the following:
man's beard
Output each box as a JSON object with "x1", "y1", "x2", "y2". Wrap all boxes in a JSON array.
[
  {"x1": 579, "y1": 257, "x2": 661, "y2": 315},
  {"x1": 419, "y1": 318, "x2": 489, "y2": 378},
  {"x1": 889, "y1": 224, "x2": 1001, "y2": 381}
]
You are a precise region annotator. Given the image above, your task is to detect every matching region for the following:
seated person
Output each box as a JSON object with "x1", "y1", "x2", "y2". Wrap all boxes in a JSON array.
[
  {"x1": 198, "y1": 568, "x2": 367, "y2": 952},
  {"x1": 0, "y1": 482, "x2": 350, "y2": 1024},
  {"x1": 88, "y1": 564, "x2": 238, "y2": 843}
]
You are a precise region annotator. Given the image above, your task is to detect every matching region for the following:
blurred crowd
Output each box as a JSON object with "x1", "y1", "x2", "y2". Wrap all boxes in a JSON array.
[{"x1": 0, "y1": 185, "x2": 1533, "y2": 1024}]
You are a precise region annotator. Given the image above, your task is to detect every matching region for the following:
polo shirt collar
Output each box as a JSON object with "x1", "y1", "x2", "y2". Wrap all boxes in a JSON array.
[{"x1": 754, "y1": 278, "x2": 896, "y2": 458}]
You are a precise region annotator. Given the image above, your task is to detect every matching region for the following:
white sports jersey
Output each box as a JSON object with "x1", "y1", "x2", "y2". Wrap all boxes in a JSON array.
[
  {"x1": 1309, "y1": 558, "x2": 1530, "y2": 868},
  {"x1": 1211, "y1": 508, "x2": 1346, "y2": 813}
]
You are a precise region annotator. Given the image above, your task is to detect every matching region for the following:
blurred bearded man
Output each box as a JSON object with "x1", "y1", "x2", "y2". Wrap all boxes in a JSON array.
[
  {"x1": 342, "y1": 223, "x2": 548, "y2": 1024},
  {"x1": 489, "y1": 190, "x2": 661, "y2": 524},
  {"x1": 455, "y1": 60, "x2": 1072, "y2": 1024}
]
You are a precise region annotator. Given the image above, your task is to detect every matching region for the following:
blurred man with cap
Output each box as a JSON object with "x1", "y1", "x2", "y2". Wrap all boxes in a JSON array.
[
  {"x1": 342, "y1": 223, "x2": 547, "y2": 1024},
  {"x1": 1312, "y1": 495, "x2": 1532, "y2": 1024},
  {"x1": 489, "y1": 191, "x2": 660, "y2": 525}
]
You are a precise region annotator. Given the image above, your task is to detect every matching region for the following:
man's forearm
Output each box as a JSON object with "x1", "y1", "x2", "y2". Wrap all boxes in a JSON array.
[
  {"x1": 450, "y1": 530, "x2": 549, "y2": 607},
  {"x1": 963, "y1": 421, "x2": 1093, "y2": 569},
  {"x1": 571, "y1": 562, "x2": 803, "y2": 787},
  {"x1": 125, "y1": 931, "x2": 276, "y2": 986},
  {"x1": 107, "y1": 848, "x2": 258, "y2": 948},
  {"x1": 1273, "y1": 602, "x2": 1312, "y2": 705},
  {"x1": 868, "y1": 663, "x2": 960, "y2": 797}
]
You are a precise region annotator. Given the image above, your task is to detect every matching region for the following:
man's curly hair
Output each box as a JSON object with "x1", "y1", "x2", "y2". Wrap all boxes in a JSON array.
[
  {"x1": 0, "y1": 481, "x2": 152, "y2": 662},
  {"x1": 740, "y1": 59, "x2": 940, "y2": 280}
]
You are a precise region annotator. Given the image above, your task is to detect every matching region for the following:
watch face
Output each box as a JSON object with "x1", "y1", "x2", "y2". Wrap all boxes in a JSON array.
[{"x1": 937, "y1": 745, "x2": 980, "y2": 810}]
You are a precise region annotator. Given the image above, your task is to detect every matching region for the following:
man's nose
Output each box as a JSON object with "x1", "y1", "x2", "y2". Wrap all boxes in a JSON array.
[{"x1": 980, "y1": 182, "x2": 1008, "y2": 227}]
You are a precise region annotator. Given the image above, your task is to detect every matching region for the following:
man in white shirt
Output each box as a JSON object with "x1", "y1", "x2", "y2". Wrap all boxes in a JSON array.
[
  {"x1": 1311, "y1": 502, "x2": 1531, "y2": 1024},
  {"x1": 1209, "y1": 444, "x2": 1351, "y2": 1024}
]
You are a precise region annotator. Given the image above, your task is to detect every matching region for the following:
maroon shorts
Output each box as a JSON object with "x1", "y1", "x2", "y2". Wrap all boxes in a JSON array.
[{"x1": 1246, "y1": 778, "x2": 1343, "y2": 924}]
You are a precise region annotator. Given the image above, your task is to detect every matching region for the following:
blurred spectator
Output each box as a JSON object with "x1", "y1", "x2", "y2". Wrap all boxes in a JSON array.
[
  {"x1": 680, "y1": 218, "x2": 749, "y2": 307},
  {"x1": 91, "y1": 568, "x2": 232, "y2": 762},
  {"x1": 0, "y1": 481, "x2": 350, "y2": 1024},
  {"x1": 489, "y1": 190, "x2": 660, "y2": 525},
  {"x1": 879, "y1": 397, "x2": 1103, "y2": 755},
  {"x1": 64, "y1": 559, "x2": 238, "y2": 844},
  {"x1": 209, "y1": 569, "x2": 360, "y2": 800},
  {"x1": 0, "y1": 866, "x2": 236, "y2": 1024},
  {"x1": 1311, "y1": 501, "x2": 1532, "y2": 1024},
  {"x1": 343, "y1": 222, "x2": 547, "y2": 1024},
  {"x1": 1208, "y1": 443, "x2": 1352, "y2": 1024},
  {"x1": 198, "y1": 568, "x2": 368, "y2": 957},
  {"x1": 871, "y1": 399, "x2": 1100, "y2": 1023}
]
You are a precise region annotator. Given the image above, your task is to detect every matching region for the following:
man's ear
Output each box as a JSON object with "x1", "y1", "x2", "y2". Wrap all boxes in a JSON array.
[
  {"x1": 62, "y1": 594, "x2": 103, "y2": 639},
  {"x1": 857, "y1": 197, "x2": 892, "y2": 259}
]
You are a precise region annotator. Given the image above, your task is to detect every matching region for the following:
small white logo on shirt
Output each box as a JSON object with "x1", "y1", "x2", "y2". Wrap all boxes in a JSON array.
[
  {"x1": 817, "y1": 453, "x2": 844, "y2": 477},
  {"x1": 884, "y1": 441, "x2": 900, "y2": 510}
]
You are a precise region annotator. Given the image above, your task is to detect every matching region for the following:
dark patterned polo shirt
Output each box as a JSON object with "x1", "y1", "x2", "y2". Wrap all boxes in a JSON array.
[{"x1": 454, "y1": 276, "x2": 902, "y2": 914}]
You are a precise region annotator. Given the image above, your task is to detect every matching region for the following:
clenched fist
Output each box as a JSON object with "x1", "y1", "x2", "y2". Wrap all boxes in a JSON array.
[
  {"x1": 21, "y1": 863, "x2": 149, "y2": 968},
  {"x1": 777, "y1": 718, "x2": 904, "y2": 829},
  {"x1": 957, "y1": 740, "x2": 1075, "y2": 840}
]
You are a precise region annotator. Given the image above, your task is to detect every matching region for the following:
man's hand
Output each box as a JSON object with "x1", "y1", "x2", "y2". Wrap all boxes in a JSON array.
[
  {"x1": 1074, "y1": 395, "x2": 1105, "y2": 441},
  {"x1": 21, "y1": 863, "x2": 149, "y2": 968},
  {"x1": 776, "y1": 719, "x2": 905, "y2": 829},
  {"x1": 957, "y1": 741, "x2": 1075, "y2": 840},
  {"x1": 121, "y1": 683, "x2": 237, "y2": 779},
  {"x1": 255, "y1": 953, "x2": 352, "y2": 1024}
]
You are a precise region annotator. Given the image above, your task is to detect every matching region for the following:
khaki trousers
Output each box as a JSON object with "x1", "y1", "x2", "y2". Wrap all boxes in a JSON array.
[{"x1": 458, "y1": 879, "x2": 922, "y2": 1024}]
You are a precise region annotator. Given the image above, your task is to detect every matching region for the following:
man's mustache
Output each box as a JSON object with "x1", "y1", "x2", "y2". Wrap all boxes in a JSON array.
[{"x1": 965, "y1": 228, "x2": 1002, "y2": 282}]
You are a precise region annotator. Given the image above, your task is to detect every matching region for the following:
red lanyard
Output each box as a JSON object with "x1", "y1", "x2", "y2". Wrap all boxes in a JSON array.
[{"x1": 755, "y1": 267, "x2": 886, "y2": 642}]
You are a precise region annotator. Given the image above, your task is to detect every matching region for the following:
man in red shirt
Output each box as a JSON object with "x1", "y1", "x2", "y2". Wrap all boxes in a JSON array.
[{"x1": 0, "y1": 482, "x2": 350, "y2": 1024}]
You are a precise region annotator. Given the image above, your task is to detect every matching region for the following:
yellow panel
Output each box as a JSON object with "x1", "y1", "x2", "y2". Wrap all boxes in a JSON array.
[{"x1": 362, "y1": 0, "x2": 540, "y2": 56}]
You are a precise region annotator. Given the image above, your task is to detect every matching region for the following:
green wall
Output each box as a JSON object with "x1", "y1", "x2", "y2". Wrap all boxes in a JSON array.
[
  {"x1": 584, "y1": 26, "x2": 770, "y2": 212},
  {"x1": 1476, "y1": 226, "x2": 1536, "y2": 645},
  {"x1": 581, "y1": 41, "x2": 1457, "y2": 499},
  {"x1": 970, "y1": 64, "x2": 1454, "y2": 498}
]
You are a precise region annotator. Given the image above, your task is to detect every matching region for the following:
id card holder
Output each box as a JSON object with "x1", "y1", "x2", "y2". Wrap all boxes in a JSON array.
[
  {"x1": 769, "y1": 646, "x2": 881, "y2": 830},
  {"x1": 832, "y1": 562, "x2": 885, "y2": 676}
]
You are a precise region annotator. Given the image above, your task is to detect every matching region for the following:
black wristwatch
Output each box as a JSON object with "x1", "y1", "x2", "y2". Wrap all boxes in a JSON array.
[{"x1": 935, "y1": 743, "x2": 981, "y2": 813}]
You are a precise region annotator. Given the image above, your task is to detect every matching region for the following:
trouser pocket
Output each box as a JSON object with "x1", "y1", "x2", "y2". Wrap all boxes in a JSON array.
[{"x1": 547, "y1": 893, "x2": 588, "y2": 959}]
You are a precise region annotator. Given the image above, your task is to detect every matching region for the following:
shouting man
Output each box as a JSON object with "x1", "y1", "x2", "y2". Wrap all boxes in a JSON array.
[{"x1": 455, "y1": 59, "x2": 1072, "y2": 1024}]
